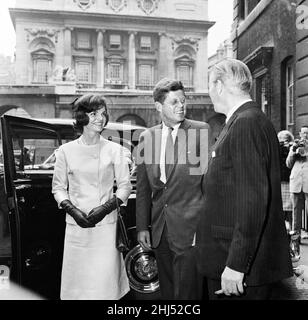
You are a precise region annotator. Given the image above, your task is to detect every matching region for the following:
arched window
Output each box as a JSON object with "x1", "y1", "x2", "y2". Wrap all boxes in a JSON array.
[
  {"x1": 117, "y1": 114, "x2": 146, "y2": 127},
  {"x1": 175, "y1": 55, "x2": 194, "y2": 90},
  {"x1": 30, "y1": 37, "x2": 55, "y2": 84},
  {"x1": 174, "y1": 45, "x2": 196, "y2": 91}
]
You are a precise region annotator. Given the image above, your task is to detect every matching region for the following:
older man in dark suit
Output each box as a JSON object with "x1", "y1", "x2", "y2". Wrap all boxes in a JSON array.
[
  {"x1": 136, "y1": 78, "x2": 211, "y2": 300},
  {"x1": 196, "y1": 58, "x2": 293, "y2": 300}
]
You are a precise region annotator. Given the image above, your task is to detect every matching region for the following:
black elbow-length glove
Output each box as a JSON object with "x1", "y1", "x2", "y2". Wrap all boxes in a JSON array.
[
  {"x1": 87, "y1": 196, "x2": 123, "y2": 225},
  {"x1": 60, "y1": 199, "x2": 95, "y2": 228}
]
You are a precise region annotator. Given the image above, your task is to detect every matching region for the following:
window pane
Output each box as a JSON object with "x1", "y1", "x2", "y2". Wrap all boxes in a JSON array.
[
  {"x1": 77, "y1": 32, "x2": 90, "y2": 49},
  {"x1": 9, "y1": 127, "x2": 59, "y2": 172},
  {"x1": 140, "y1": 36, "x2": 151, "y2": 51},
  {"x1": 36, "y1": 60, "x2": 49, "y2": 83},
  {"x1": 139, "y1": 64, "x2": 152, "y2": 85},
  {"x1": 289, "y1": 106, "x2": 294, "y2": 124},
  {"x1": 110, "y1": 34, "x2": 121, "y2": 49},
  {"x1": 289, "y1": 86, "x2": 293, "y2": 105},
  {"x1": 108, "y1": 63, "x2": 122, "y2": 80},
  {"x1": 76, "y1": 62, "x2": 91, "y2": 82},
  {"x1": 286, "y1": 64, "x2": 294, "y2": 126},
  {"x1": 177, "y1": 65, "x2": 190, "y2": 86}
]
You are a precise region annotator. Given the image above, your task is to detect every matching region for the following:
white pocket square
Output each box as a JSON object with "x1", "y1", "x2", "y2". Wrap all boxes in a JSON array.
[{"x1": 212, "y1": 151, "x2": 216, "y2": 158}]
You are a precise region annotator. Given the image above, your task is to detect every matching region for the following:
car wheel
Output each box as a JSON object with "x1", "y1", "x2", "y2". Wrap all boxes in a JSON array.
[{"x1": 124, "y1": 244, "x2": 160, "y2": 299}]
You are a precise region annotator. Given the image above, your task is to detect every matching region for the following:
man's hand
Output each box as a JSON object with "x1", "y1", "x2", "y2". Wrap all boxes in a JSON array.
[
  {"x1": 138, "y1": 230, "x2": 152, "y2": 250},
  {"x1": 215, "y1": 266, "x2": 245, "y2": 297}
]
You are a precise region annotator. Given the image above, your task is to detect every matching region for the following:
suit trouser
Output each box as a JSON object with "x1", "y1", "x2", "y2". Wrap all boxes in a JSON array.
[
  {"x1": 153, "y1": 224, "x2": 203, "y2": 300},
  {"x1": 291, "y1": 192, "x2": 308, "y2": 234},
  {"x1": 207, "y1": 279, "x2": 273, "y2": 300}
]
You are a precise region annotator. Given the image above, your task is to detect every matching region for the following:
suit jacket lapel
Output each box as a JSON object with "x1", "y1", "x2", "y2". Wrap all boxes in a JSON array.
[{"x1": 213, "y1": 114, "x2": 237, "y2": 149}]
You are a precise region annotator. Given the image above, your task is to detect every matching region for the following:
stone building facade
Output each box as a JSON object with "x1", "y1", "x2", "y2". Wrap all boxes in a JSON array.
[
  {"x1": 0, "y1": 55, "x2": 15, "y2": 85},
  {"x1": 231, "y1": 0, "x2": 298, "y2": 134},
  {"x1": 1, "y1": 0, "x2": 216, "y2": 128}
]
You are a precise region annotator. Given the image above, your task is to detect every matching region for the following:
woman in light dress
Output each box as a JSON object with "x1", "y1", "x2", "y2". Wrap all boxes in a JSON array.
[{"x1": 52, "y1": 94, "x2": 132, "y2": 300}]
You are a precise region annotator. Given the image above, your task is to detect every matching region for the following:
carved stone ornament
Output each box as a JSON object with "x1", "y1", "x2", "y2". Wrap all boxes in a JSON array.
[
  {"x1": 51, "y1": 66, "x2": 76, "y2": 83},
  {"x1": 73, "y1": 0, "x2": 95, "y2": 10},
  {"x1": 25, "y1": 28, "x2": 60, "y2": 43},
  {"x1": 171, "y1": 35, "x2": 201, "y2": 45},
  {"x1": 106, "y1": 0, "x2": 127, "y2": 12},
  {"x1": 170, "y1": 35, "x2": 201, "y2": 51},
  {"x1": 137, "y1": 0, "x2": 159, "y2": 15}
]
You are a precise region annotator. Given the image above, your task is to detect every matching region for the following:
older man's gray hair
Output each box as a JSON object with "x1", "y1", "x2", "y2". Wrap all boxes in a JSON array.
[{"x1": 209, "y1": 58, "x2": 253, "y2": 94}]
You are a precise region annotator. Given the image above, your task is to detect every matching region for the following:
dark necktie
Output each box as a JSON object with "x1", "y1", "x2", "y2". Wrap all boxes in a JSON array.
[{"x1": 165, "y1": 127, "x2": 174, "y2": 179}]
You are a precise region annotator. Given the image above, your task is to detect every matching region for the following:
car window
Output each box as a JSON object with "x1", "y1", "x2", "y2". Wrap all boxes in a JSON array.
[
  {"x1": 14, "y1": 137, "x2": 59, "y2": 171},
  {"x1": 5, "y1": 121, "x2": 61, "y2": 172}
]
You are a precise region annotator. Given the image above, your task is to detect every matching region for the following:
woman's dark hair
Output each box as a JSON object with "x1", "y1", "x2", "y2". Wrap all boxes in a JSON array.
[{"x1": 72, "y1": 94, "x2": 109, "y2": 132}]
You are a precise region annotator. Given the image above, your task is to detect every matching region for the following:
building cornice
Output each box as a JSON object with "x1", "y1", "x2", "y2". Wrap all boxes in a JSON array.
[
  {"x1": 0, "y1": 84, "x2": 211, "y2": 100},
  {"x1": 9, "y1": 8, "x2": 215, "y2": 31}
]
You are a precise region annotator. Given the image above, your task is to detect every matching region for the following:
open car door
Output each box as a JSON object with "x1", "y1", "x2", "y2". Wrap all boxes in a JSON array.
[{"x1": 0, "y1": 115, "x2": 63, "y2": 298}]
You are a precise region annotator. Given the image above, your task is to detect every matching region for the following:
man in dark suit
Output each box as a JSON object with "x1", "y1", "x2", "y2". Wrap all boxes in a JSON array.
[
  {"x1": 136, "y1": 78, "x2": 211, "y2": 300},
  {"x1": 196, "y1": 58, "x2": 293, "y2": 300}
]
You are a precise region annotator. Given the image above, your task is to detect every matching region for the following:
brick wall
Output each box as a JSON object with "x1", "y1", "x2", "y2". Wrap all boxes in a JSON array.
[{"x1": 234, "y1": 0, "x2": 296, "y2": 132}]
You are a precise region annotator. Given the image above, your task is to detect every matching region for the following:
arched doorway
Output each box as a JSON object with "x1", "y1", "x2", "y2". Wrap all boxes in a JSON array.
[{"x1": 117, "y1": 114, "x2": 147, "y2": 127}]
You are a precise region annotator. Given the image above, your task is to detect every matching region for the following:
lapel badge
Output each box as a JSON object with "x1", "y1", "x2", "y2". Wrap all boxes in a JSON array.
[{"x1": 212, "y1": 151, "x2": 216, "y2": 158}]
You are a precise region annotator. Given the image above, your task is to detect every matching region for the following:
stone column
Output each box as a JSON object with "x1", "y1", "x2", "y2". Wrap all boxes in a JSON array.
[
  {"x1": 167, "y1": 35, "x2": 175, "y2": 79},
  {"x1": 195, "y1": 36, "x2": 207, "y2": 92},
  {"x1": 128, "y1": 31, "x2": 137, "y2": 89},
  {"x1": 158, "y1": 32, "x2": 168, "y2": 80},
  {"x1": 64, "y1": 27, "x2": 73, "y2": 68},
  {"x1": 96, "y1": 29, "x2": 105, "y2": 88}
]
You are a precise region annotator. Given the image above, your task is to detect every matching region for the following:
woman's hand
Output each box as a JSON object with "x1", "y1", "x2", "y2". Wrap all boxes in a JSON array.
[
  {"x1": 60, "y1": 199, "x2": 95, "y2": 228},
  {"x1": 87, "y1": 205, "x2": 109, "y2": 225},
  {"x1": 72, "y1": 208, "x2": 96, "y2": 228},
  {"x1": 87, "y1": 197, "x2": 123, "y2": 225}
]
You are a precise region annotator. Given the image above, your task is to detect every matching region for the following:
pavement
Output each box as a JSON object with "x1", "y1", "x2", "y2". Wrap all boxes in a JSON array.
[{"x1": 270, "y1": 233, "x2": 308, "y2": 300}]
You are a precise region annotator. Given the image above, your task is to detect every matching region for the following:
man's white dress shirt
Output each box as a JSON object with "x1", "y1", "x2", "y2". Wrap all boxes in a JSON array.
[{"x1": 159, "y1": 122, "x2": 181, "y2": 184}]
